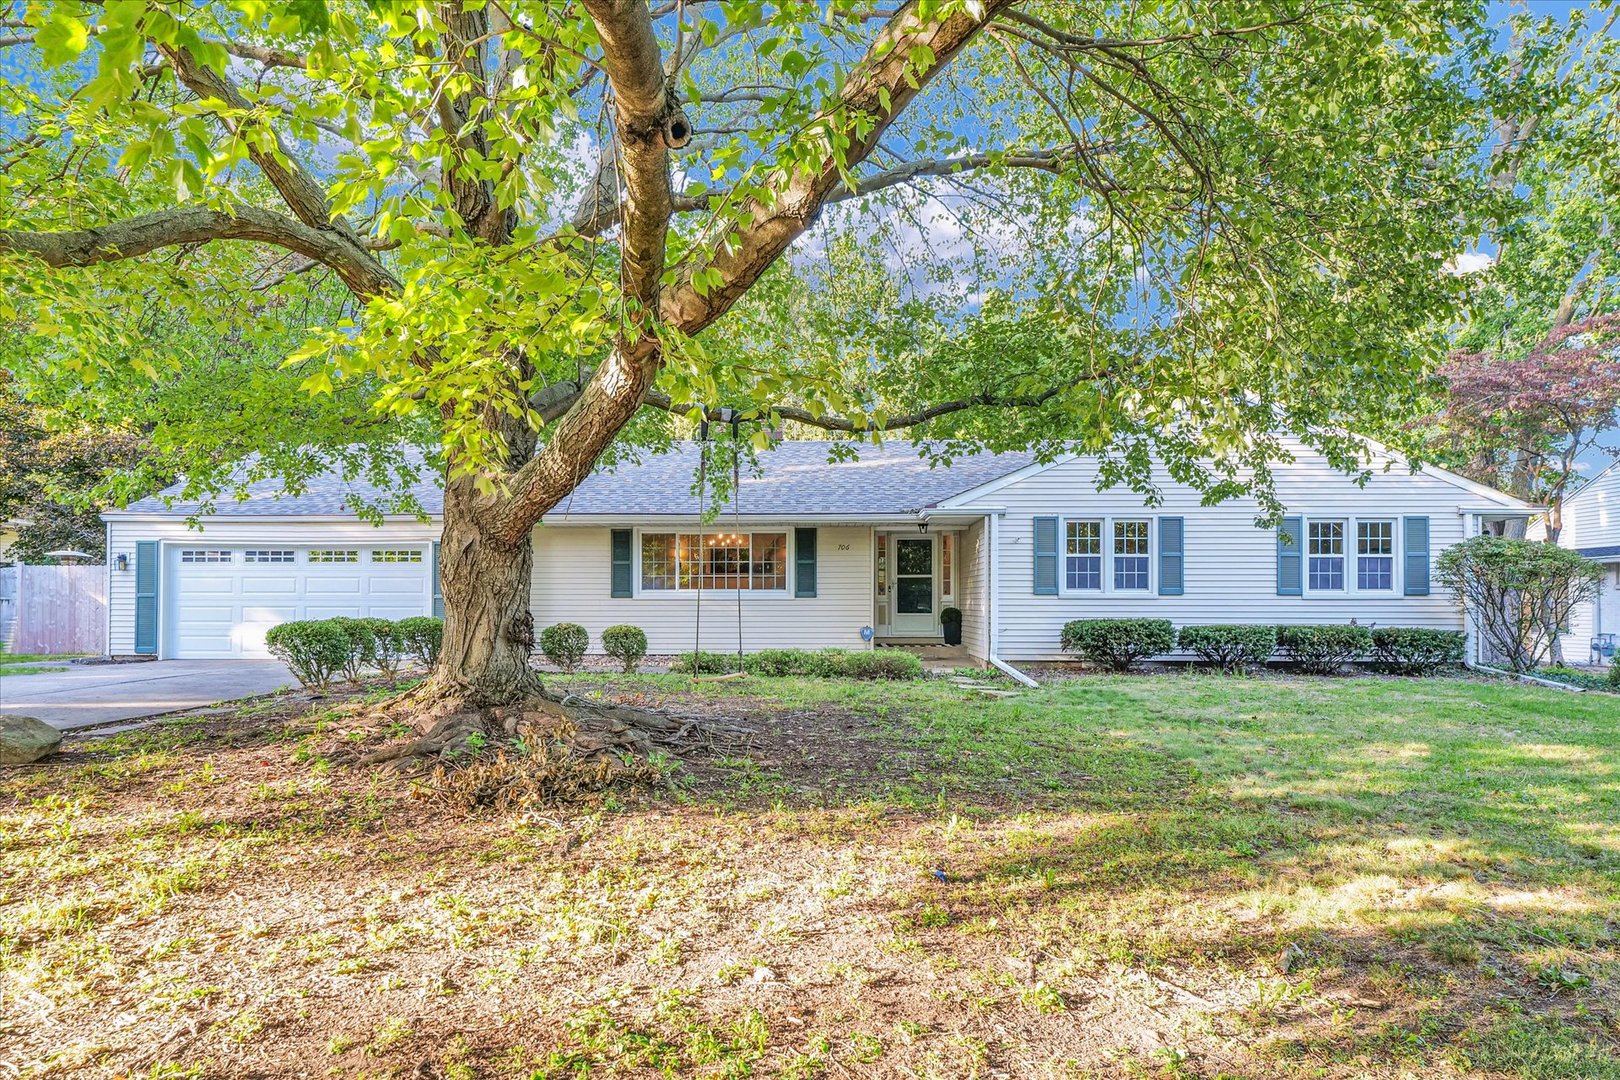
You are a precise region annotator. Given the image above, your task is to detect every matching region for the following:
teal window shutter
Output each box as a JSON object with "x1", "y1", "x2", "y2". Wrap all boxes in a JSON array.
[
  {"x1": 795, "y1": 528, "x2": 817, "y2": 597},
  {"x1": 431, "y1": 540, "x2": 444, "y2": 617},
  {"x1": 1033, "y1": 516, "x2": 1058, "y2": 595},
  {"x1": 1403, "y1": 516, "x2": 1430, "y2": 596},
  {"x1": 1277, "y1": 516, "x2": 1303, "y2": 596},
  {"x1": 1158, "y1": 516, "x2": 1185, "y2": 596},
  {"x1": 134, "y1": 541, "x2": 159, "y2": 655},
  {"x1": 610, "y1": 529, "x2": 633, "y2": 597}
]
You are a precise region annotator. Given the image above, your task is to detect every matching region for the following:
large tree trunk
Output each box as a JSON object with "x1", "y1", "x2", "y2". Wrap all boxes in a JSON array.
[{"x1": 425, "y1": 473, "x2": 541, "y2": 707}]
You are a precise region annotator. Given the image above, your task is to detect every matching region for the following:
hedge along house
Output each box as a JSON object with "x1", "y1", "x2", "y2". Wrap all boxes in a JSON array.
[
  {"x1": 103, "y1": 438, "x2": 1532, "y2": 668},
  {"x1": 1548, "y1": 459, "x2": 1620, "y2": 663}
]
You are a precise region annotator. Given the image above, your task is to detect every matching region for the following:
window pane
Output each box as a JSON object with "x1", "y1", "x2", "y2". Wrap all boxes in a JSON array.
[
  {"x1": 641, "y1": 533, "x2": 677, "y2": 590},
  {"x1": 1114, "y1": 520, "x2": 1149, "y2": 556},
  {"x1": 1358, "y1": 556, "x2": 1393, "y2": 590},
  {"x1": 1115, "y1": 556, "x2": 1150, "y2": 590},
  {"x1": 1067, "y1": 555, "x2": 1101, "y2": 590},
  {"x1": 897, "y1": 576, "x2": 933, "y2": 614},
  {"x1": 896, "y1": 539, "x2": 932, "y2": 576},
  {"x1": 1357, "y1": 520, "x2": 1393, "y2": 555},
  {"x1": 751, "y1": 532, "x2": 787, "y2": 590},
  {"x1": 941, "y1": 534, "x2": 953, "y2": 597},
  {"x1": 700, "y1": 532, "x2": 749, "y2": 590}
]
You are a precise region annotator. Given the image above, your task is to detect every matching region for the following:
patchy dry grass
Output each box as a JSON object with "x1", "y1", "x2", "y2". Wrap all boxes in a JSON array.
[{"x1": 1, "y1": 672, "x2": 1617, "y2": 1078}]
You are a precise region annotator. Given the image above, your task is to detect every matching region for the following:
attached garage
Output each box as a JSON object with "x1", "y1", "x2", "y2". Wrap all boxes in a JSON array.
[{"x1": 160, "y1": 544, "x2": 433, "y2": 659}]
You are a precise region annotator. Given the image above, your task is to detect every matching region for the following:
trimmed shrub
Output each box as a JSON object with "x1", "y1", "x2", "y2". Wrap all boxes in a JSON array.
[
  {"x1": 329, "y1": 616, "x2": 378, "y2": 682},
  {"x1": 359, "y1": 618, "x2": 406, "y2": 678},
  {"x1": 540, "y1": 622, "x2": 590, "y2": 673},
  {"x1": 1610, "y1": 658, "x2": 1620, "y2": 691},
  {"x1": 265, "y1": 620, "x2": 351, "y2": 689},
  {"x1": 940, "y1": 606, "x2": 963, "y2": 625},
  {"x1": 747, "y1": 648, "x2": 807, "y2": 676},
  {"x1": 1176, "y1": 624, "x2": 1277, "y2": 673},
  {"x1": 396, "y1": 616, "x2": 444, "y2": 667},
  {"x1": 1060, "y1": 618, "x2": 1175, "y2": 672},
  {"x1": 675, "y1": 650, "x2": 742, "y2": 674},
  {"x1": 1369, "y1": 627, "x2": 1466, "y2": 675},
  {"x1": 1276, "y1": 624, "x2": 1373, "y2": 675},
  {"x1": 837, "y1": 650, "x2": 923, "y2": 681},
  {"x1": 602, "y1": 624, "x2": 649, "y2": 673}
]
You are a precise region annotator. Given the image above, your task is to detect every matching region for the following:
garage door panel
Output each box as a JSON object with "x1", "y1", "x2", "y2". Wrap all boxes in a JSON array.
[{"x1": 166, "y1": 545, "x2": 434, "y2": 659}]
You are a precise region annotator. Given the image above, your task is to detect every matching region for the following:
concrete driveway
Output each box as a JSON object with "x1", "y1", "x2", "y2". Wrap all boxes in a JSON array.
[{"x1": 0, "y1": 660, "x2": 294, "y2": 732}]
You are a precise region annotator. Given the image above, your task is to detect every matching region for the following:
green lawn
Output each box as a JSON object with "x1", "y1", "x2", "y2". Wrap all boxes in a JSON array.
[
  {"x1": 0, "y1": 651, "x2": 84, "y2": 675},
  {"x1": 1, "y1": 672, "x2": 1616, "y2": 1078}
]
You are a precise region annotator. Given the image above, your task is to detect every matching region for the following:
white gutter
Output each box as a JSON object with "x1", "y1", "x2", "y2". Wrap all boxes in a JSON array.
[{"x1": 983, "y1": 510, "x2": 1040, "y2": 688}]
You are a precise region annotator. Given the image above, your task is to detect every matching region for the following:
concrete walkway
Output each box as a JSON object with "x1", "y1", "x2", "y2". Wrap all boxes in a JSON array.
[{"x1": 0, "y1": 660, "x2": 293, "y2": 732}]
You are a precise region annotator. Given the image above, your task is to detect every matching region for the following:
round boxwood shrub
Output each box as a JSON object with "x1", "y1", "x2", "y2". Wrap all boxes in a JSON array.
[
  {"x1": 396, "y1": 616, "x2": 444, "y2": 667},
  {"x1": 540, "y1": 622, "x2": 590, "y2": 673},
  {"x1": 328, "y1": 616, "x2": 379, "y2": 682},
  {"x1": 265, "y1": 619, "x2": 351, "y2": 689},
  {"x1": 1275, "y1": 624, "x2": 1373, "y2": 675},
  {"x1": 601, "y1": 624, "x2": 648, "y2": 673},
  {"x1": 1060, "y1": 618, "x2": 1175, "y2": 672},
  {"x1": 1368, "y1": 627, "x2": 1465, "y2": 675},
  {"x1": 356, "y1": 617, "x2": 405, "y2": 678},
  {"x1": 1176, "y1": 624, "x2": 1277, "y2": 673}
]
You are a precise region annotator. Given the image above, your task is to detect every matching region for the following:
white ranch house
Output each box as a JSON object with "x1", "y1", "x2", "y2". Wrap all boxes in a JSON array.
[
  {"x1": 1551, "y1": 459, "x2": 1620, "y2": 664},
  {"x1": 103, "y1": 439, "x2": 1533, "y2": 669}
]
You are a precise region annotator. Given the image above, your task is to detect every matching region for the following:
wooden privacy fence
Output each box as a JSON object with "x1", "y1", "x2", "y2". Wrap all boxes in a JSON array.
[{"x1": 2, "y1": 564, "x2": 106, "y2": 656}]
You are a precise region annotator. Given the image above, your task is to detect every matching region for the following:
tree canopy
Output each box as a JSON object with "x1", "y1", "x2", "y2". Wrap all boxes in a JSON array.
[{"x1": 2, "y1": 1, "x2": 1506, "y2": 516}]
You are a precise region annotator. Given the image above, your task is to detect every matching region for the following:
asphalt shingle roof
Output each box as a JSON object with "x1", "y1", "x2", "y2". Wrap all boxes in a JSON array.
[
  {"x1": 113, "y1": 442, "x2": 1036, "y2": 520},
  {"x1": 1577, "y1": 544, "x2": 1620, "y2": 562}
]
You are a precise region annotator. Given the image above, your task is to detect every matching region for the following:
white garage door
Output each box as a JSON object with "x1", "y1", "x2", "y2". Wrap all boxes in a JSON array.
[{"x1": 164, "y1": 545, "x2": 432, "y2": 659}]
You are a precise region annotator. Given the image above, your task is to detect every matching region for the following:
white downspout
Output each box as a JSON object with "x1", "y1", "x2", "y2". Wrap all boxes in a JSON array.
[{"x1": 985, "y1": 510, "x2": 1039, "y2": 688}]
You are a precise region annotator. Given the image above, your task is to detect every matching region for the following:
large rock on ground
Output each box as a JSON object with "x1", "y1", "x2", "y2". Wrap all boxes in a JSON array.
[{"x1": 0, "y1": 716, "x2": 62, "y2": 764}]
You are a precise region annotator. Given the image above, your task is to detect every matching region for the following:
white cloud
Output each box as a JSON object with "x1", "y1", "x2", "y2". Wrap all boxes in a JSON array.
[{"x1": 1444, "y1": 250, "x2": 1496, "y2": 276}]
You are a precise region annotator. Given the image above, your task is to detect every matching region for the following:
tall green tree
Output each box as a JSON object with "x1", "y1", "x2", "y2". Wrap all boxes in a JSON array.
[{"x1": 1, "y1": 1, "x2": 1497, "y2": 708}]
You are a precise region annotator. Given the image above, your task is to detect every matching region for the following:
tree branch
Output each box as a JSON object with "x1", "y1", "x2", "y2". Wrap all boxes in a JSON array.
[
  {"x1": 641, "y1": 382, "x2": 1079, "y2": 432},
  {"x1": 0, "y1": 205, "x2": 398, "y2": 297}
]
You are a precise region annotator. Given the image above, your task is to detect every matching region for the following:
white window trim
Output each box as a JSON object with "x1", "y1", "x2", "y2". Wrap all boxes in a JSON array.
[
  {"x1": 1303, "y1": 515, "x2": 1400, "y2": 598},
  {"x1": 1058, "y1": 515, "x2": 1156, "y2": 597},
  {"x1": 632, "y1": 527, "x2": 793, "y2": 599}
]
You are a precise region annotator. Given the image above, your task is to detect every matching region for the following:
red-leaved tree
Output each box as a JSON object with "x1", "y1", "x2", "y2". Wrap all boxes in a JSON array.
[{"x1": 1437, "y1": 313, "x2": 1620, "y2": 543}]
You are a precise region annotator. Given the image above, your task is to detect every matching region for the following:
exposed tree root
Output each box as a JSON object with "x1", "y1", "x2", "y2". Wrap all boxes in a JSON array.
[{"x1": 330, "y1": 682, "x2": 755, "y2": 809}]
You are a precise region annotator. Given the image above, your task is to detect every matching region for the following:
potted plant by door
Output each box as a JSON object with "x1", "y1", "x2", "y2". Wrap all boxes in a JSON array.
[{"x1": 940, "y1": 606, "x2": 964, "y2": 646}]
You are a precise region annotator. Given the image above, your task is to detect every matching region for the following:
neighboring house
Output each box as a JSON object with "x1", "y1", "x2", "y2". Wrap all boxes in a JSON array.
[
  {"x1": 1549, "y1": 460, "x2": 1620, "y2": 664},
  {"x1": 103, "y1": 438, "x2": 1533, "y2": 667}
]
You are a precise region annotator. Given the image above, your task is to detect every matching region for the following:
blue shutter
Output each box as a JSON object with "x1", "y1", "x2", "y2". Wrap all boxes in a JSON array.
[
  {"x1": 794, "y1": 527, "x2": 817, "y2": 598},
  {"x1": 431, "y1": 540, "x2": 444, "y2": 617},
  {"x1": 1158, "y1": 516, "x2": 1185, "y2": 596},
  {"x1": 1403, "y1": 516, "x2": 1430, "y2": 596},
  {"x1": 1033, "y1": 516, "x2": 1059, "y2": 595},
  {"x1": 134, "y1": 541, "x2": 159, "y2": 655},
  {"x1": 610, "y1": 529, "x2": 633, "y2": 597},
  {"x1": 1277, "y1": 516, "x2": 1303, "y2": 596}
]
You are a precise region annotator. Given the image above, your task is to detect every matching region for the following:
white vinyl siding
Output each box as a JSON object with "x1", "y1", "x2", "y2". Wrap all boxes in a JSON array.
[
  {"x1": 531, "y1": 525, "x2": 875, "y2": 654},
  {"x1": 959, "y1": 517, "x2": 990, "y2": 661},
  {"x1": 985, "y1": 445, "x2": 1516, "y2": 662},
  {"x1": 1554, "y1": 463, "x2": 1620, "y2": 659}
]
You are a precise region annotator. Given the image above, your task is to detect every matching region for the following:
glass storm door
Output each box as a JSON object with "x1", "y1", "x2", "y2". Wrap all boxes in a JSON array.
[{"x1": 892, "y1": 536, "x2": 937, "y2": 635}]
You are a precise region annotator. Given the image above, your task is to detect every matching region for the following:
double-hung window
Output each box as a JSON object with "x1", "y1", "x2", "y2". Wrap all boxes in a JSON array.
[
  {"x1": 1356, "y1": 521, "x2": 1394, "y2": 591},
  {"x1": 1113, "y1": 520, "x2": 1151, "y2": 591},
  {"x1": 639, "y1": 531, "x2": 788, "y2": 592},
  {"x1": 1307, "y1": 521, "x2": 1346, "y2": 591},
  {"x1": 1065, "y1": 520, "x2": 1102, "y2": 590}
]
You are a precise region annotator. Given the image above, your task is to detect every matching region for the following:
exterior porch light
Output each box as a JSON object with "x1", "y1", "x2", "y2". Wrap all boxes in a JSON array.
[{"x1": 917, "y1": 521, "x2": 928, "y2": 533}]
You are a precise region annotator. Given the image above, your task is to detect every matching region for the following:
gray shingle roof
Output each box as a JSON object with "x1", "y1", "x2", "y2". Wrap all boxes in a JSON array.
[
  {"x1": 1577, "y1": 545, "x2": 1620, "y2": 562},
  {"x1": 111, "y1": 442, "x2": 1035, "y2": 520}
]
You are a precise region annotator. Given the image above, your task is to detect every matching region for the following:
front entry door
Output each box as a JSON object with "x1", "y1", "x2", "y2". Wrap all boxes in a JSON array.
[{"x1": 891, "y1": 536, "x2": 937, "y2": 635}]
